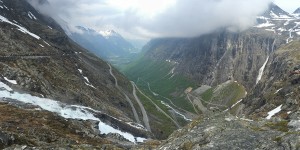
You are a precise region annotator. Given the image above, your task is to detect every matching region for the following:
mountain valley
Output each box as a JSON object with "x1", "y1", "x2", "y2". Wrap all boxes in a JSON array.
[{"x1": 0, "y1": 0, "x2": 300, "y2": 149}]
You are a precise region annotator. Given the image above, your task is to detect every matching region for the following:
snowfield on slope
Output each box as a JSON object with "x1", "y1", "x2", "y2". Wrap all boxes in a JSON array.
[
  {"x1": 0, "y1": 15, "x2": 40, "y2": 39},
  {"x1": 0, "y1": 81, "x2": 146, "y2": 143}
]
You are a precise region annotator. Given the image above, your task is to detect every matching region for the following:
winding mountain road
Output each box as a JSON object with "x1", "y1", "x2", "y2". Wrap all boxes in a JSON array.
[
  {"x1": 107, "y1": 63, "x2": 141, "y2": 124},
  {"x1": 130, "y1": 81, "x2": 151, "y2": 132},
  {"x1": 132, "y1": 82, "x2": 180, "y2": 128}
]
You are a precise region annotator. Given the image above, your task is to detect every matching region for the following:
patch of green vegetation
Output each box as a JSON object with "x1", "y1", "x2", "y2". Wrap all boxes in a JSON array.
[
  {"x1": 273, "y1": 136, "x2": 282, "y2": 142},
  {"x1": 182, "y1": 141, "x2": 194, "y2": 150},
  {"x1": 124, "y1": 57, "x2": 196, "y2": 112},
  {"x1": 265, "y1": 121, "x2": 289, "y2": 132},
  {"x1": 202, "y1": 81, "x2": 246, "y2": 113},
  {"x1": 250, "y1": 126, "x2": 266, "y2": 131},
  {"x1": 201, "y1": 88, "x2": 213, "y2": 102}
]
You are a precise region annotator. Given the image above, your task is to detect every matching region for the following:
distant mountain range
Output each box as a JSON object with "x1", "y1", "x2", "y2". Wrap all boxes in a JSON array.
[{"x1": 68, "y1": 26, "x2": 138, "y2": 60}]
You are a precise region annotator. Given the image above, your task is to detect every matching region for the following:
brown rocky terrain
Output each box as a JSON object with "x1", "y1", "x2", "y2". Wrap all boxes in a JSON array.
[{"x1": 0, "y1": 0, "x2": 156, "y2": 148}]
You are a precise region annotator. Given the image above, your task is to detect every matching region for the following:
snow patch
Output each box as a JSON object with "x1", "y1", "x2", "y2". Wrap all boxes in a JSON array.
[
  {"x1": 78, "y1": 69, "x2": 83, "y2": 74},
  {"x1": 265, "y1": 29, "x2": 276, "y2": 33},
  {"x1": 28, "y1": 11, "x2": 37, "y2": 20},
  {"x1": 256, "y1": 56, "x2": 269, "y2": 84},
  {"x1": 4, "y1": 77, "x2": 17, "y2": 85},
  {"x1": 78, "y1": 68, "x2": 96, "y2": 89},
  {"x1": 99, "y1": 30, "x2": 119, "y2": 39},
  {"x1": 0, "y1": 82, "x2": 146, "y2": 143},
  {"x1": 3, "y1": 5, "x2": 8, "y2": 10},
  {"x1": 47, "y1": 26, "x2": 52, "y2": 29},
  {"x1": 0, "y1": 15, "x2": 40, "y2": 39},
  {"x1": 43, "y1": 40, "x2": 50, "y2": 46},
  {"x1": 231, "y1": 99, "x2": 243, "y2": 108},
  {"x1": 255, "y1": 22, "x2": 275, "y2": 28},
  {"x1": 270, "y1": 11, "x2": 278, "y2": 18},
  {"x1": 274, "y1": 88, "x2": 282, "y2": 94},
  {"x1": 277, "y1": 28, "x2": 287, "y2": 32},
  {"x1": 99, "y1": 122, "x2": 146, "y2": 142},
  {"x1": 39, "y1": 44, "x2": 44, "y2": 47},
  {"x1": 0, "y1": 82, "x2": 13, "y2": 91},
  {"x1": 266, "y1": 104, "x2": 282, "y2": 119}
]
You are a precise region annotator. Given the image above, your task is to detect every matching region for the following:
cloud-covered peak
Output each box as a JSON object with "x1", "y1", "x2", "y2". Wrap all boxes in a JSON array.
[{"x1": 28, "y1": 0, "x2": 273, "y2": 39}]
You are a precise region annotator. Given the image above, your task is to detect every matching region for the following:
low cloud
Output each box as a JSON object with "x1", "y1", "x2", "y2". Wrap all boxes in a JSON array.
[{"x1": 28, "y1": 0, "x2": 272, "y2": 39}]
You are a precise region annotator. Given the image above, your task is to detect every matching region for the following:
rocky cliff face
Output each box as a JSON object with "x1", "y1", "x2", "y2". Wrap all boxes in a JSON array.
[
  {"x1": 156, "y1": 40, "x2": 300, "y2": 150},
  {"x1": 130, "y1": 3, "x2": 299, "y2": 91},
  {"x1": 140, "y1": 29, "x2": 285, "y2": 90},
  {"x1": 242, "y1": 41, "x2": 300, "y2": 120}
]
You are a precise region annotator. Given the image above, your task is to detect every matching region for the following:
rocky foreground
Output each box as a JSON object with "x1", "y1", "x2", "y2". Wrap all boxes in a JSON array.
[{"x1": 157, "y1": 113, "x2": 300, "y2": 150}]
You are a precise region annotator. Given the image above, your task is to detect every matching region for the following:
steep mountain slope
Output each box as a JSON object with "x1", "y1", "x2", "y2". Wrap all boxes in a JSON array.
[
  {"x1": 0, "y1": 0, "x2": 189, "y2": 147},
  {"x1": 0, "y1": 0, "x2": 136, "y2": 121},
  {"x1": 241, "y1": 40, "x2": 300, "y2": 120},
  {"x1": 0, "y1": 0, "x2": 162, "y2": 148}
]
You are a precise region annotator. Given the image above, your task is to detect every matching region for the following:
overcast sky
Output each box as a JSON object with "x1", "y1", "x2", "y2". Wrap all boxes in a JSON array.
[
  {"x1": 28, "y1": 0, "x2": 300, "y2": 40},
  {"x1": 274, "y1": 0, "x2": 300, "y2": 13}
]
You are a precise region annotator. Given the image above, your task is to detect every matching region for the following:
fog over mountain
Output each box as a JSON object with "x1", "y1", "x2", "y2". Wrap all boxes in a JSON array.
[{"x1": 28, "y1": 0, "x2": 272, "y2": 39}]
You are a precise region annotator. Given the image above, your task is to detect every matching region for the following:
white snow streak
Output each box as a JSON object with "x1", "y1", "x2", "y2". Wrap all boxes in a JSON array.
[
  {"x1": 256, "y1": 56, "x2": 269, "y2": 84},
  {"x1": 28, "y1": 11, "x2": 37, "y2": 20},
  {"x1": 78, "y1": 69, "x2": 96, "y2": 89},
  {"x1": 274, "y1": 88, "x2": 282, "y2": 94},
  {"x1": 266, "y1": 104, "x2": 282, "y2": 119},
  {"x1": 4, "y1": 77, "x2": 17, "y2": 85},
  {"x1": 43, "y1": 40, "x2": 51, "y2": 46},
  {"x1": 231, "y1": 99, "x2": 243, "y2": 108},
  {"x1": 0, "y1": 15, "x2": 40, "y2": 39}
]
